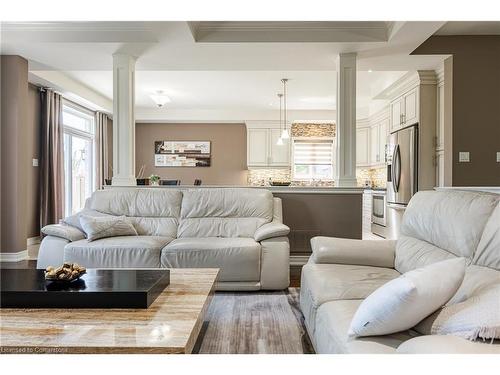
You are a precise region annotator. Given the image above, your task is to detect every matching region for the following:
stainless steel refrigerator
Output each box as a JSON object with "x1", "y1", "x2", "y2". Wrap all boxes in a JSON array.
[{"x1": 385, "y1": 124, "x2": 418, "y2": 238}]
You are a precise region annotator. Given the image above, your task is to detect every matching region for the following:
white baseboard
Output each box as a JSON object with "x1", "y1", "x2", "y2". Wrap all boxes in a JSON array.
[
  {"x1": 0, "y1": 250, "x2": 29, "y2": 262},
  {"x1": 290, "y1": 255, "x2": 310, "y2": 266}
]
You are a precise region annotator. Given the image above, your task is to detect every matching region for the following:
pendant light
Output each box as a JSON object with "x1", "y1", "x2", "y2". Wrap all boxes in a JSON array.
[
  {"x1": 276, "y1": 93, "x2": 284, "y2": 146},
  {"x1": 281, "y1": 78, "x2": 290, "y2": 139}
]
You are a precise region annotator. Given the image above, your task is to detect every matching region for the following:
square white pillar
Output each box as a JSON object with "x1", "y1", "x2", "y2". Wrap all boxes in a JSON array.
[
  {"x1": 335, "y1": 53, "x2": 358, "y2": 187},
  {"x1": 112, "y1": 53, "x2": 137, "y2": 186}
]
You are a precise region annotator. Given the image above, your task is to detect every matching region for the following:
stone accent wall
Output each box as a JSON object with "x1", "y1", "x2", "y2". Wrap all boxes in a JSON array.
[{"x1": 291, "y1": 123, "x2": 335, "y2": 138}]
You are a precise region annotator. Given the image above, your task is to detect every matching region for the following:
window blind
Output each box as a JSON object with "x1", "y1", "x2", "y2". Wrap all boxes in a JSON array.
[{"x1": 293, "y1": 139, "x2": 334, "y2": 165}]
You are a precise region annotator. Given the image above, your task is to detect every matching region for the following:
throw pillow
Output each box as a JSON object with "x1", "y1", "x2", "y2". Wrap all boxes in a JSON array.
[
  {"x1": 417, "y1": 284, "x2": 500, "y2": 341},
  {"x1": 79, "y1": 215, "x2": 137, "y2": 242},
  {"x1": 348, "y1": 257, "x2": 466, "y2": 338},
  {"x1": 62, "y1": 208, "x2": 112, "y2": 231}
]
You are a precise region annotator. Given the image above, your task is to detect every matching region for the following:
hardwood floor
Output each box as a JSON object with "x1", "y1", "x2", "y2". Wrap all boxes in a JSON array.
[{"x1": 1, "y1": 261, "x2": 313, "y2": 354}]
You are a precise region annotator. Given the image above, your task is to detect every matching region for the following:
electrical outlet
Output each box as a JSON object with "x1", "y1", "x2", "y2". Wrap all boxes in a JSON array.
[
  {"x1": 497, "y1": 152, "x2": 500, "y2": 163},
  {"x1": 459, "y1": 152, "x2": 470, "y2": 163},
  {"x1": 32, "y1": 158, "x2": 39, "y2": 167}
]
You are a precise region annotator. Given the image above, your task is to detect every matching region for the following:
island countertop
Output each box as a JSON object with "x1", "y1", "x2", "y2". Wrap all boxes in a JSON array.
[{"x1": 103, "y1": 185, "x2": 365, "y2": 194}]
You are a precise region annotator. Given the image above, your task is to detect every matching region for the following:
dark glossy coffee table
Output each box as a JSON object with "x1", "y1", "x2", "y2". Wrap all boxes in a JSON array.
[
  {"x1": 0, "y1": 268, "x2": 219, "y2": 354},
  {"x1": 1, "y1": 269, "x2": 170, "y2": 308}
]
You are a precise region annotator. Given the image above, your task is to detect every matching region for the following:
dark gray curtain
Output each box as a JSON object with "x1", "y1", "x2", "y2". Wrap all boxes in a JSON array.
[{"x1": 40, "y1": 89, "x2": 65, "y2": 227}]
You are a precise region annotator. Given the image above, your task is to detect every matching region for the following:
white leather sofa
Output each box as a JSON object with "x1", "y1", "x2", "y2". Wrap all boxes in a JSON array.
[
  {"x1": 301, "y1": 190, "x2": 500, "y2": 354},
  {"x1": 37, "y1": 188, "x2": 290, "y2": 291}
]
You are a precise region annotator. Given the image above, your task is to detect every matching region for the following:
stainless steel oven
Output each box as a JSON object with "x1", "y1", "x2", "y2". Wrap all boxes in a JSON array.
[{"x1": 371, "y1": 191, "x2": 387, "y2": 238}]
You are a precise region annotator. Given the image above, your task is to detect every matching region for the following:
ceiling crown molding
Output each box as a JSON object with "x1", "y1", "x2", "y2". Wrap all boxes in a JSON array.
[{"x1": 374, "y1": 70, "x2": 437, "y2": 100}]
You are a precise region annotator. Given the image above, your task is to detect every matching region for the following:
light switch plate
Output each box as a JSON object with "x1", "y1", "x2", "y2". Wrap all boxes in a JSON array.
[
  {"x1": 32, "y1": 158, "x2": 39, "y2": 167},
  {"x1": 459, "y1": 152, "x2": 470, "y2": 163},
  {"x1": 497, "y1": 152, "x2": 500, "y2": 163}
]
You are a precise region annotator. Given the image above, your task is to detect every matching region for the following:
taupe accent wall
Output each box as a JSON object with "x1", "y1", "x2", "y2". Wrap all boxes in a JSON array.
[
  {"x1": 27, "y1": 83, "x2": 41, "y2": 238},
  {"x1": 413, "y1": 36, "x2": 500, "y2": 186},
  {"x1": 1, "y1": 55, "x2": 29, "y2": 253},
  {"x1": 135, "y1": 123, "x2": 248, "y2": 185}
]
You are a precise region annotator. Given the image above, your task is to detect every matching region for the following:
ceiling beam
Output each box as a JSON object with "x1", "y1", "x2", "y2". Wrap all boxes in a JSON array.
[{"x1": 191, "y1": 21, "x2": 389, "y2": 43}]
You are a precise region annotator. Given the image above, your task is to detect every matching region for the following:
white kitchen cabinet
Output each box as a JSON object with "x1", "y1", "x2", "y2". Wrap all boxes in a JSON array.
[
  {"x1": 247, "y1": 128, "x2": 269, "y2": 166},
  {"x1": 390, "y1": 98, "x2": 403, "y2": 132},
  {"x1": 390, "y1": 87, "x2": 419, "y2": 132},
  {"x1": 379, "y1": 119, "x2": 389, "y2": 163},
  {"x1": 356, "y1": 127, "x2": 370, "y2": 166},
  {"x1": 247, "y1": 127, "x2": 290, "y2": 167},
  {"x1": 269, "y1": 128, "x2": 290, "y2": 166},
  {"x1": 403, "y1": 88, "x2": 418, "y2": 125},
  {"x1": 370, "y1": 125, "x2": 379, "y2": 165}
]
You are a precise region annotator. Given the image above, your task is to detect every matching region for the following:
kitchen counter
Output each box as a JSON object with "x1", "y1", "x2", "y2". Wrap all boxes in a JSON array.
[{"x1": 104, "y1": 185, "x2": 365, "y2": 194}]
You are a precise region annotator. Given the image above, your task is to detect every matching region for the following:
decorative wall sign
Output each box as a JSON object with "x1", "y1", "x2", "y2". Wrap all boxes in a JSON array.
[{"x1": 154, "y1": 141, "x2": 211, "y2": 167}]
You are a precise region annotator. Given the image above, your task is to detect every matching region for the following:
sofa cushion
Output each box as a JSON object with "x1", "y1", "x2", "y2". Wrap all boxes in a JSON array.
[
  {"x1": 474, "y1": 201, "x2": 500, "y2": 270},
  {"x1": 87, "y1": 188, "x2": 183, "y2": 217},
  {"x1": 314, "y1": 300, "x2": 419, "y2": 354},
  {"x1": 161, "y1": 237, "x2": 261, "y2": 282},
  {"x1": 300, "y1": 263, "x2": 400, "y2": 337},
  {"x1": 395, "y1": 235, "x2": 456, "y2": 274},
  {"x1": 64, "y1": 236, "x2": 173, "y2": 268},
  {"x1": 178, "y1": 188, "x2": 273, "y2": 238},
  {"x1": 84, "y1": 189, "x2": 182, "y2": 237},
  {"x1": 396, "y1": 190, "x2": 498, "y2": 273}
]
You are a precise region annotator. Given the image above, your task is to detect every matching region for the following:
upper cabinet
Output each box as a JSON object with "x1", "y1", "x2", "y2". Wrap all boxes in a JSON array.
[
  {"x1": 356, "y1": 109, "x2": 389, "y2": 168},
  {"x1": 247, "y1": 128, "x2": 269, "y2": 166},
  {"x1": 390, "y1": 87, "x2": 419, "y2": 132},
  {"x1": 356, "y1": 127, "x2": 370, "y2": 167},
  {"x1": 246, "y1": 124, "x2": 290, "y2": 167}
]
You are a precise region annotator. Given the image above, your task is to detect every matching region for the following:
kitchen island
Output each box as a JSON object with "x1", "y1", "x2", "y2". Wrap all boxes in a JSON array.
[{"x1": 104, "y1": 185, "x2": 364, "y2": 258}]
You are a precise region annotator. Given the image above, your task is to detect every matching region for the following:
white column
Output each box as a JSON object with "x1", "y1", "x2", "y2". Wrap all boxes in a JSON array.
[
  {"x1": 112, "y1": 53, "x2": 137, "y2": 186},
  {"x1": 335, "y1": 53, "x2": 358, "y2": 187}
]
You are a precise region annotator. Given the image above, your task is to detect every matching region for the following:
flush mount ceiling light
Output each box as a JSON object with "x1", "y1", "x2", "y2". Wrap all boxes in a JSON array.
[
  {"x1": 150, "y1": 91, "x2": 171, "y2": 108},
  {"x1": 281, "y1": 78, "x2": 290, "y2": 139}
]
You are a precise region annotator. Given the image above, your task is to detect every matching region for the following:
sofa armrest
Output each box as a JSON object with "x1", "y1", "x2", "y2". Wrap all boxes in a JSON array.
[
  {"x1": 310, "y1": 236, "x2": 396, "y2": 268},
  {"x1": 41, "y1": 224, "x2": 86, "y2": 242},
  {"x1": 254, "y1": 221, "x2": 290, "y2": 242},
  {"x1": 397, "y1": 335, "x2": 500, "y2": 354}
]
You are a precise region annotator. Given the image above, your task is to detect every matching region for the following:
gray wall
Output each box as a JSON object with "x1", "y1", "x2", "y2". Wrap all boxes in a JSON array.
[{"x1": 135, "y1": 122, "x2": 248, "y2": 185}]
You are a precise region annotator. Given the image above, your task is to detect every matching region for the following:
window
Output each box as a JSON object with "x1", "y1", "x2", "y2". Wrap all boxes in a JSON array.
[
  {"x1": 62, "y1": 103, "x2": 95, "y2": 216},
  {"x1": 292, "y1": 138, "x2": 334, "y2": 180}
]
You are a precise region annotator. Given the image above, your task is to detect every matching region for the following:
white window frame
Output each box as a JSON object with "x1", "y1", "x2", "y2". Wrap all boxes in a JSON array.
[
  {"x1": 291, "y1": 136, "x2": 336, "y2": 181},
  {"x1": 62, "y1": 101, "x2": 96, "y2": 217}
]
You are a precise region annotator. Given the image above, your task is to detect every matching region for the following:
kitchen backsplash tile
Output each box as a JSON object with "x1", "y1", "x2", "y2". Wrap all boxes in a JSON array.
[
  {"x1": 248, "y1": 166, "x2": 386, "y2": 187},
  {"x1": 247, "y1": 168, "x2": 334, "y2": 187},
  {"x1": 356, "y1": 166, "x2": 386, "y2": 188}
]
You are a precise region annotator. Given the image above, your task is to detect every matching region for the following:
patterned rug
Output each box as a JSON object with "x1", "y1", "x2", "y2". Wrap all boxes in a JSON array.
[{"x1": 194, "y1": 288, "x2": 315, "y2": 354}]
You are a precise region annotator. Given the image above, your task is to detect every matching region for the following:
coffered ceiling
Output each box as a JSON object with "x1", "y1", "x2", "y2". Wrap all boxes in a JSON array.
[{"x1": 0, "y1": 21, "x2": 466, "y2": 120}]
